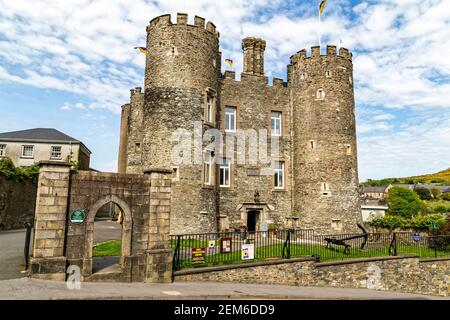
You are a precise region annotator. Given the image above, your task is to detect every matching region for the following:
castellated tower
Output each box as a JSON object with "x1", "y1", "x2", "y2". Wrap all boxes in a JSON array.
[
  {"x1": 142, "y1": 13, "x2": 220, "y2": 234},
  {"x1": 118, "y1": 12, "x2": 363, "y2": 235},
  {"x1": 288, "y1": 45, "x2": 362, "y2": 233}
]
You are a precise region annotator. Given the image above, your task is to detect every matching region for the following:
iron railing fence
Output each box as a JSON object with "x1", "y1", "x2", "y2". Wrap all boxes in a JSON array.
[{"x1": 170, "y1": 229, "x2": 450, "y2": 271}]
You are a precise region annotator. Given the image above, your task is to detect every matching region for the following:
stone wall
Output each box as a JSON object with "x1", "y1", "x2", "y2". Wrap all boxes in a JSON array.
[
  {"x1": 0, "y1": 175, "x2": 36, "y2": 230},
  {"x1": 175, "y1": 255, "x2": 449, "y2": 297}
]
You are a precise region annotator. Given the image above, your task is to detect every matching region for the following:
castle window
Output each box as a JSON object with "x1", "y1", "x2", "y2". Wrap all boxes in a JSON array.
[
  {"x1": 326, "y1": 70, "x2": 332, "y2": 78},
  {"x1": 172, "y1": 167, "x2": 179, "y2": 181},
  {"x1": 50, "y1": 146, "x2": 62, "y2": 159},
  {"x1": 274, "y1": 160, "x2": 285, "y2": 189},
  {"x1": 346, "y1": 144, "x2": 352, "y2": 155},
  {"x1": 21, "y1": 145, "x2": 34, "y2": 158},
  {"x1": 203, "y1": 150, "x2": 213, "y2": 185},
  {"x1": 219, "y1": 158, "x2": 231, "y2": 187},
  {"x1": 300, "y1": 73, "x2": 307, "y2": 80},
  {"x1": 271, "y1": 111, "x2": 282, "y2": 136},
  {"x1": 309, "y1": 140, "x2": 316, "y2": 149},
  {"x1": 205, "y1": 89, "x2": 216, "y2": 124},
  {"x1": 349, "y1": 76, "x2": 353, "y2": 84},
  {"x1": 317, "y1": 89, "x2": 325, "y2": 100},
  {"x1": 225, "y1": 107, "x2": 236, "y2": 132},
  {"x1": 0, "y1": 144, "x2": 6, "y2": 157},
  {"x1": 321, "y1": 182, "x2": 331, "y2": 196},
  {"x1": 135, "y1": 142, "x2": 141, "y2": 152}
]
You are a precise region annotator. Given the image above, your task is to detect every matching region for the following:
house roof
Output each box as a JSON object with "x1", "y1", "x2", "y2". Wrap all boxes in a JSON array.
[
  {"x1": 360, "y1": 186, "x2": 388, "y2": 193},
  {"x1": 0, "y1": 128, "x2": 91, "y2": 154}
]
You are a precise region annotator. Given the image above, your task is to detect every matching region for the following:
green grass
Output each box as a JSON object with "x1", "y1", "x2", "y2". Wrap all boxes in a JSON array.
[
  {"x1": 92, "y1": 240, "x2": 121, "y2": 257},
  {"x1": 174, "y1": 242, "x2": 449, "y2": 268}
]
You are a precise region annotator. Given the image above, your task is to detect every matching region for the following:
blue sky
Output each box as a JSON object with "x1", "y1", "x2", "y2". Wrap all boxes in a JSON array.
[{"x1": 0, "y1": 0, "x2": 449, "y2": 181}]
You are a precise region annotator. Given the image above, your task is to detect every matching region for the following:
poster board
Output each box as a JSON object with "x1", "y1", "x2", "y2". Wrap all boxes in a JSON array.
[
  {"x1": 220, "y1": 237, "x2": 232, "y2": 254},
  {"x1": 241, "y1": 243, "x2": 255, "y2": 260}
]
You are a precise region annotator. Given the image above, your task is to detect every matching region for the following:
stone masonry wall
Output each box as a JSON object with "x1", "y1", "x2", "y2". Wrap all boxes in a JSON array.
[
  {"x1": 219, "y1": 73, "x2": 292, "y2": 230},
  {"x1": 175, "y1": 256, "x2": 449, "y2": 297},
  {"x1": 0, "y1": 175, "x2": 36, "y2": 230}
]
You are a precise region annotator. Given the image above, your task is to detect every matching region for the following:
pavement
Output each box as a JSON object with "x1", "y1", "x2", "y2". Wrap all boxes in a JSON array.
[{"x1": 0, "y1": 278, "x2": 447, "y2": 300}]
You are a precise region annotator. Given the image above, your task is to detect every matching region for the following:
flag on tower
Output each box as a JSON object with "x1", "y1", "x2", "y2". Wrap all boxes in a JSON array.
[
  {"x1": 225, "y1": 58, "x2": 234, "y2": 67},
  {"x1": 319, "y1": 0, "x2": 328, "y2": 15},
  {"x1": 134, "y1": 46, "x2": 148, "y2": 55}
]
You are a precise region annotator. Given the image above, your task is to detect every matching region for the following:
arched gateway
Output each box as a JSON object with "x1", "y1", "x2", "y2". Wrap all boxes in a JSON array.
[{"x1": 29, "y1": 161, "x2": 173, "y2": 282}]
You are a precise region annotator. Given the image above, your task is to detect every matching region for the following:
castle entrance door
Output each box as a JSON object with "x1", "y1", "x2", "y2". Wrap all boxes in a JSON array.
[{"x1": 247, "y1": 210, "x2": 260, "y2": 232}]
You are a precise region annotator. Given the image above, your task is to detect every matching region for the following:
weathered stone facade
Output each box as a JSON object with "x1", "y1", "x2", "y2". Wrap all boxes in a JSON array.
[
  {"x1": 118, "y1": 13, "x2": 362, "y2": 234},
  {"x1": 175, "y1": 256, "x2": 450, "y2": 297}
]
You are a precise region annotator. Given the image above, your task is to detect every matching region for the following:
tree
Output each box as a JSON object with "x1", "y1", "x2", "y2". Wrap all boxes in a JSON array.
[
  {"x1": 414, "y1": 187, "x2": 432, "y2": 200},
  {"x1": 386, "y1": 186, "x2": 424, "y2": 218},
  {"x1": 430, "y1": 188, "x2": 442, "y2": 200}
]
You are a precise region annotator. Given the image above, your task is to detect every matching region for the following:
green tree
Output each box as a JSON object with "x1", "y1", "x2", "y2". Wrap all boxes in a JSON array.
[
  {"x1": 414, "y1": 187, "x2": 432, "y2": 200},
  {"x1": 386, "y1": 186, "x2": 424, "y2": 218}
]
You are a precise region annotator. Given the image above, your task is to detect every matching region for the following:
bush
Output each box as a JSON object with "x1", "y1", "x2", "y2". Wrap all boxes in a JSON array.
[
  {"x1": 0, "y1": 157, "x2": 39, "y2": 183},
  {"x1": 443, "y1": 192, "x2": 450, "y2": 201},
  {"x1": 368, "y1": 213, "x2": 445, "y2": 231},
  {"x1": 430, "y1": 188, "x2": 442, "y2": 200},
  {"x1": 386, "y1": 186, "x2": 424, "y2": 218},
  {"x1": 433, "y1": 204, "x2": 450, "y2": 214},
  {"x1": 414, "y1": 187, "x2": 432, "y2": 200}
]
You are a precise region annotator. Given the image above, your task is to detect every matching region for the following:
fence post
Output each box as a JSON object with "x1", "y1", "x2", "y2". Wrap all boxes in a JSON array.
[
  {"x1": 282, "y1": 229, "x2": 291, "y2": 259},
  {"x1": 23, "y1": 221, "x2": 32, "y2": 270},
  {"x1": 388, "y1": 232, "x2": 397, "y2": 256},
  {"x1": 172, "y1": 235, "x2": 181, "y2": 274}
]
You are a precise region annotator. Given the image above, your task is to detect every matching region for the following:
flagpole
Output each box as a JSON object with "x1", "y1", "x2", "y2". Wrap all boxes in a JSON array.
[{"x1": 319, "y1": 9, "x2": 321, "y2": 47}]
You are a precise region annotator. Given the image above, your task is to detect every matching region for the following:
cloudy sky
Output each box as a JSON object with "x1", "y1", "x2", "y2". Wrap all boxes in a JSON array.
[{"x1": 0, "y1": 0, "x2": 449, "y2": 181}]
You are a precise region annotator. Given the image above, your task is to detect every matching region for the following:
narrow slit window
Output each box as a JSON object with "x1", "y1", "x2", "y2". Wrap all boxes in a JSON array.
[
  {"x1": 317, "y1": 89, "x2": 325, "y2": 100},
  {"x1": 203, "y1": 150, "x2": 213, "y2": 185}
]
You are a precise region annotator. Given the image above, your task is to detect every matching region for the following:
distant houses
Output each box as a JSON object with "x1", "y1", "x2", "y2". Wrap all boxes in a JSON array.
[{"x1": 359, "y1": 182, "x2": 450, "y2": 222}]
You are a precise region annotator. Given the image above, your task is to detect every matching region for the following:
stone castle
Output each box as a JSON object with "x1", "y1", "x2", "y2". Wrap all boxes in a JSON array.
[{"x1": 118, "y1": 13, "x2": 362, "y2": 234}]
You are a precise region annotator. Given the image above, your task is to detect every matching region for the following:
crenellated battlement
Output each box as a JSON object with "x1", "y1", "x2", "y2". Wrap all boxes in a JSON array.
[
  {"x1": 289, "y1": 45, "x2": 352, "y2": 65},
  {"x1": 147, "y1": 13, "x2": 219, "y2": 38}
]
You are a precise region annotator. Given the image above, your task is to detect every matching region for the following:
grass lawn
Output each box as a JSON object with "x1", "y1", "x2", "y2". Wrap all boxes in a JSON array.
[{"x1": 92, "y1": 240, "x2": 121, "y2": 257}]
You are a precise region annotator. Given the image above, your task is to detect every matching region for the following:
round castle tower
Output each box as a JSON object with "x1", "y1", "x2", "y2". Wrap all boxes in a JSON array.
[
  {"x1": 288, "y1": 45, "x2": 362, "y2": 233},
  {"x1": 141, "y1": 13, "x2": 221, "y2": 234}
]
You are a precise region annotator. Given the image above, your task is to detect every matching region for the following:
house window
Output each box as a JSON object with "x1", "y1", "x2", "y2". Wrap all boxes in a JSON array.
[
  {"x1": 271, "y1": 111, "x2": 282, "y2": 136},
  {"x1": 205, "y1": 90, "x2": 216, "y2": 123},
  {"x1": 274, "y1": 160, "x2": 285, "y2": 189},
  {"x1": 0, "y1": 144, "x2": 5, "y2": 157},
  {"x1": 317, "y1": 89, "x2": 325, "y2": 100},
  {"x1": 225, "y1": 107, "x2": 236, "y2": 132},
  {"x1": 203, "y1": 150, "x2": 213, "y2": 185},
  {"x1": 21, "y1": 145, "x2": 34, "y2": 158},
  {"x1": 50, "y1": 146, "x2": 62, "y2": 159},
  {"x1": 219, "y1": 158, "x2": 231, "y2": 187}
]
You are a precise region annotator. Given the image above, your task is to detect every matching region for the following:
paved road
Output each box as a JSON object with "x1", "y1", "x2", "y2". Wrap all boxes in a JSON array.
[
  {"x1": 0, "y1": 229, "x2": 29, "y2": 280},
  {"x1": 0, "y1": 278, "x2": 446, "y2": 300},
  {"x1": 0, "y1": 221, "x2": 120, "y2": 281}
]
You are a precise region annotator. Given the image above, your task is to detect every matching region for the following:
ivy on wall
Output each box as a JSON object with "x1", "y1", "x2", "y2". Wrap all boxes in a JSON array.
[{"x1": 0, "y1": 157, "x2": 39, "y2": 183}]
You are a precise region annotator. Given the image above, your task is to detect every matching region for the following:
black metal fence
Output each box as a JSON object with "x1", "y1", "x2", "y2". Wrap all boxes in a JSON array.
[{"x1": 171, "y1": 229, "x2": 450, "y2": 270}]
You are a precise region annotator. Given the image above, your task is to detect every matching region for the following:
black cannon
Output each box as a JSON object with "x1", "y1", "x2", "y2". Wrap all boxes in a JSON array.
[{"x1": 324, "y1": 224, "x2": 368, "y2": 255}]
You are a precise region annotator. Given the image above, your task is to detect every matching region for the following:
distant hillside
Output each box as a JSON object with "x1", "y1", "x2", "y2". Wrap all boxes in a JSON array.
[{"x1": 363, "y1": 168, "x2": 450, "y2": 186}]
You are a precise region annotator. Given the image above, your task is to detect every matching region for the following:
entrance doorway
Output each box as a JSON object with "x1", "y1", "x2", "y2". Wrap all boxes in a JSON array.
[{"x1": 247, "y1": 210, "x2": 260, "y2": 232}]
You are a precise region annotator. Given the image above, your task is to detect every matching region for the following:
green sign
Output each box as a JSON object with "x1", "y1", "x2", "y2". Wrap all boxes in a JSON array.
[{"x1": 69, "y1": 209, "x2": 86, "y2": 224}]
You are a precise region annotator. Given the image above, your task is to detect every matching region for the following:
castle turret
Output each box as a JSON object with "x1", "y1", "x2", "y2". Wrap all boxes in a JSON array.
[
  {"x1": 242, "y1": 37, "x2": 266, "y2": 76},
  {"x1": 288, "y1": 45, "x2": 362, "y2": 233},
  {"x1": 139, "y1": 13, "x2": 221, "y2": 233}
]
